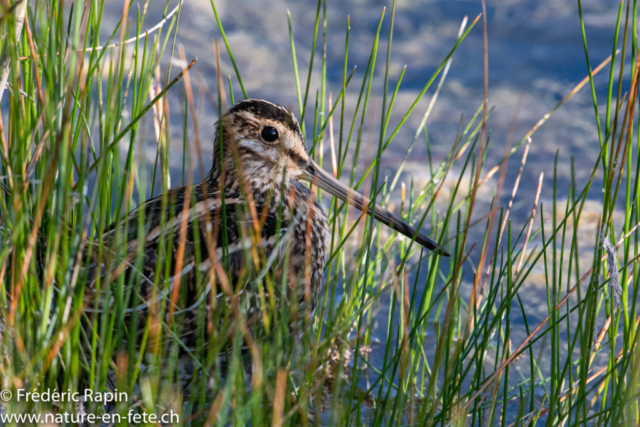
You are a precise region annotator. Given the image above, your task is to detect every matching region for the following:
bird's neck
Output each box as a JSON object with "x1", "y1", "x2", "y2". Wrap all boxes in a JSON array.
[{"x1": 205, "y1": 159, "x2": 290, "y2": 204}]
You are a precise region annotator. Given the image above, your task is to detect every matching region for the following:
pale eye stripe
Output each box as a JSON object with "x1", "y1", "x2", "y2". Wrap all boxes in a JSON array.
[{"x1": 239, "y1": 139, "x2": 267, "y2": 154}]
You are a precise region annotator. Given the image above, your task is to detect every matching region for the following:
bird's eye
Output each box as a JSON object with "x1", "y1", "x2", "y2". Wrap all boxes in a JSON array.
[{"x1": 260, "y1": 126, "x2": 279, "y2": 143}]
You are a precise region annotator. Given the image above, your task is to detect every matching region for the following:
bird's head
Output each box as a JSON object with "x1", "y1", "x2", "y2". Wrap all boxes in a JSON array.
[
  {"x1": 211, "y1": 99, "x2": 310, "y2": 189},
  {"x1": 210, "y1": 98, "x2": 449, "y2": 256}
]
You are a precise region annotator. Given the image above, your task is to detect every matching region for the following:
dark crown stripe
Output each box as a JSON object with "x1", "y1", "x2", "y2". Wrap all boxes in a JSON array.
[{"x1": 230, "y1": 99, "x2": 300, "y2": 133}]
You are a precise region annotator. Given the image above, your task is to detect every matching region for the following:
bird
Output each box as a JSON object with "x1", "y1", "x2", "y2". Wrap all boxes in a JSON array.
[{"x1": 80, "y1": 98, "x2": 449, "y2": 376}]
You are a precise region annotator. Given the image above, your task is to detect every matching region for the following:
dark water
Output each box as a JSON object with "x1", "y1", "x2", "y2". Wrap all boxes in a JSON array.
[
  {"x1": 104, "y1": 0, "x2": 622, "y2": 191},
  {"x1": 98, "y1": 0, "x2": 627, "y2": 421}
]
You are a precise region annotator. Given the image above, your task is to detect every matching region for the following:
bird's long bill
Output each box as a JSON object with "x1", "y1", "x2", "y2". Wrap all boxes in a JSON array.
[{"x1": 303, "y1": 160, "x2": 450, "y2": 256}]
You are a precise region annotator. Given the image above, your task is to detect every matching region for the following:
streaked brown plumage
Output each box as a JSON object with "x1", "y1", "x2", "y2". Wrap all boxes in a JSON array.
[{"x1": 84, "y1": 99, "x2": 448, "y2": 359}]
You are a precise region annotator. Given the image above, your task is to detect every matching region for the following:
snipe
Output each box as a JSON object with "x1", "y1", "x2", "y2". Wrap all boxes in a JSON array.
[{"x1": 88, "y1": 99, "x2": 449, "y2": 355}]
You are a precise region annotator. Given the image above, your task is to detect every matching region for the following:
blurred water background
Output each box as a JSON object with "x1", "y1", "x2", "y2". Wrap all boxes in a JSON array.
[
  {"x1": 99, "y1": 0, "x2": 625, "y2": 404},
  {"x1": 103, "y1": 0, "x2": 621, "y2": 190}
]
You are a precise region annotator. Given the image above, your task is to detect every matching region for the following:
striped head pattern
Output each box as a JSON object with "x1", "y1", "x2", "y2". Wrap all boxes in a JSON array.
[{"x1": 210, "y1": 99, "x2": 310, "y2": 193}]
